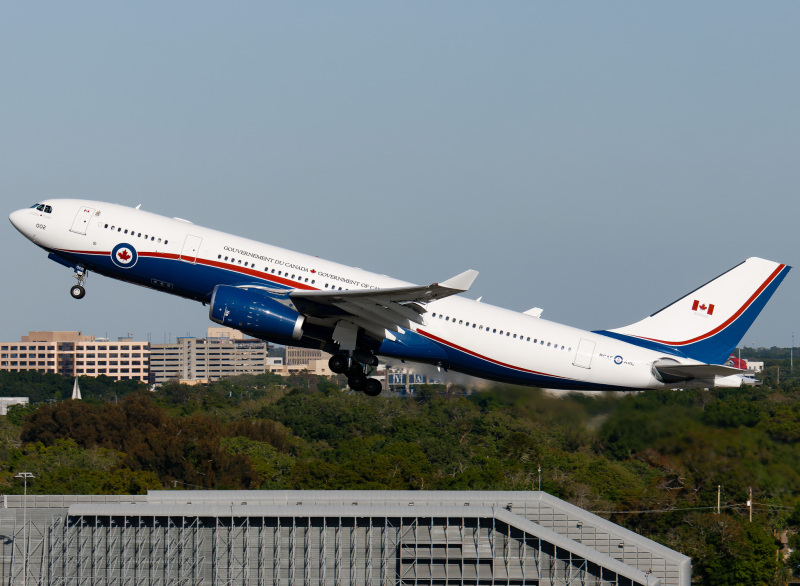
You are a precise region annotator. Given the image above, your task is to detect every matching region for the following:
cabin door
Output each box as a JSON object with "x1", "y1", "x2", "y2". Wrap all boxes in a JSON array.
[
  {"x1": 69, "y1": 207, "x2": 95, "y2": 235},
  {"x1": 573, "y1": 339, "x2": 596, "y2": 369}
]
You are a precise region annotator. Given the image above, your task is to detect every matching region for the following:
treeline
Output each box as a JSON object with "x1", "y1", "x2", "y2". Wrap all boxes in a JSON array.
[{"x1": 1, "y1": 369, "x2": 800, "y2": 583}]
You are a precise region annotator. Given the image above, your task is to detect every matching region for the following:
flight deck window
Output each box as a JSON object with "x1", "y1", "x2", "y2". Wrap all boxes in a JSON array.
[
  {"x1": 44, "y1": 206, "x2": 52, "y2": 213},
  {"x1": 36, "y1": 204, "x2": 44, "y2": 211}
]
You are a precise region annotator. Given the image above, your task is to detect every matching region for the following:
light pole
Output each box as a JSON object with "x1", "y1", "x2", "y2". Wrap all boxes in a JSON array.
[{"x1": 15, "y1": 472, "x2": 34, "y2": 586}]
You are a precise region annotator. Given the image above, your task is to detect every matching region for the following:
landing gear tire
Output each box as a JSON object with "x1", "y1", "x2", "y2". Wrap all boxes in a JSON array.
[
  {"x1": 348, "y1": 372, "x2": 367, "y2": 393},
  {"x1": 70, "y1": 285, "x2": 86, "y2": 299},
  {"x1": 329, "y1": 354, "x2": 349, "y2": 374},
  {"x1": 364, "y1": 378, "x2": 382, "y2": 397}
]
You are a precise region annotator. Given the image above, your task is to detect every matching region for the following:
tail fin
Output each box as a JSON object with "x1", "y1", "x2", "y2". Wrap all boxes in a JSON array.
[{"x1": 599, "y1": 257, "x2": 790, "y2": 364}]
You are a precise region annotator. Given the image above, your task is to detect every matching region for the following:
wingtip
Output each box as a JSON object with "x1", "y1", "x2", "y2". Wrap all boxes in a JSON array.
[{"x1": 439, "y1": 269, "x2": 479, "y2": 291}]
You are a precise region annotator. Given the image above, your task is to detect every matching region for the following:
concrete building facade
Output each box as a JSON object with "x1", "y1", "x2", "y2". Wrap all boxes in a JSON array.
[{"x1": 149, "y1": 328, "x2": 272, "y2": 384}]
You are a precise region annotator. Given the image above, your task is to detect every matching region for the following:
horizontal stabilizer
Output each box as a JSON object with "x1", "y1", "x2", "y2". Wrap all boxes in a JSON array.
[{"x1": 655, "y1": 363, "x2": 744, "y2": 382}]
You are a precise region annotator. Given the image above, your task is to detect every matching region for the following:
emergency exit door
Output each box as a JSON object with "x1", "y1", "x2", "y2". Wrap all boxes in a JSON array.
[{"x1": 180, "y1": 235, "x2": 202, "y2": 263}]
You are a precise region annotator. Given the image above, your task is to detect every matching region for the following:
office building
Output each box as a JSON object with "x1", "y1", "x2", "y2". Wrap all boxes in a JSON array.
[{"x1": 0, "y1": 331, "x2": 149, "y2": 383}]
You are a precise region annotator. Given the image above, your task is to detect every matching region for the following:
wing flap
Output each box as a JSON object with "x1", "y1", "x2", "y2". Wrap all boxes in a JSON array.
[{"x1": 288, "y1": 269, "x2": 477, "y2": 342}]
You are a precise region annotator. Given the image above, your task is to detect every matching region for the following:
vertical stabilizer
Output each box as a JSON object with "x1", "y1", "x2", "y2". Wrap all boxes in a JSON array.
[{"x1": 600, "y1": 257, "x2": 790, "y2": 364}]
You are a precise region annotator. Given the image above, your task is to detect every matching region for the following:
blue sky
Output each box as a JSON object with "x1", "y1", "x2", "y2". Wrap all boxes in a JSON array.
[{"x1": 3, "y1": 2, "x2": 798, "y2": 347}]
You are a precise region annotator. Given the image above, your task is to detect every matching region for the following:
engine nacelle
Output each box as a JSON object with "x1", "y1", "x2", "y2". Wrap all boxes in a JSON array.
[{"x1": 209, "y1": 285, "x2": 304, "y2": 340}]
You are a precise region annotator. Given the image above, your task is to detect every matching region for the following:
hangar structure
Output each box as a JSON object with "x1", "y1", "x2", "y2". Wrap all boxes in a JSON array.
[{"x1": 1, "y1": 490, "x2": 689, "y2": 585}]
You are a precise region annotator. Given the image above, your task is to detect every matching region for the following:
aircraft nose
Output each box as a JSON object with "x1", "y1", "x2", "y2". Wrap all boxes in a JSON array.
[{"x1": 9, "y1": 209, "x2": 33, "y2": 238}]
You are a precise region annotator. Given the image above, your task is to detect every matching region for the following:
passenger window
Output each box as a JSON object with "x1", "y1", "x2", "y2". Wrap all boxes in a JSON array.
[
  {"x1": 164, "y1": 240, "x2": 168, "y2": 245},
  {"x1": 325, "y1": 284, "x2": 329, "y2": 288},
  {"x1": 446, "y1": 317, "x2": 450, "y2": 321},
  {"x1": 151, "y1": 237, "x2": 155, "y2": 241},
  {"x1": 459, "y1": 320, "x2": 463, "y2": 325},
  {"x1": 526, "y1": 337, "x2": 530, "y2": 341},
  {"x1": 547, "y1": 342, "x2": 551, "y2": 347},
  {"x1": 138, "y1": 233, "x2": 141, "y2": 237},
  {"x1": 104, "y1": 224, "x2": 109, "y2": 229},
  {"x1": 124, "y1": 229, "x2": 128, "y2": 234},
  {"x1": 473, "y1": 324, "x2": 476, "y2": 328},
  {"x1": 118, "y1": 228, "x2": 122, "y2": 232},
  {"x1": 513, "y1": 334, "x2": 517, "y2": 338},
  {"x1": 492, "y1": 329, "x2": 496, "y2": 333},
  {"x1": 111, "y1": 226, "x2": 115, "y2": 230}
]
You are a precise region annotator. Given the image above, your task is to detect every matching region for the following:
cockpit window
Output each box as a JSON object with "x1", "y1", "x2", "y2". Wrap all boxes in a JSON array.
[
  {"x1": 30, "y1": 203, "x2": 40, "y2": 209},
  {"x1": 44, "y1": 205, "x2": 52, "y2": 213},
  {"x1": 36, "y1": 205, "x2": 45, "y2": 211}
]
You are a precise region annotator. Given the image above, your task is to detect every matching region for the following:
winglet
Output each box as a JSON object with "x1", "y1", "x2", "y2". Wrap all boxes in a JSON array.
[{"x1": 438, "y1": 269, "x2": 479, "y2": 292}]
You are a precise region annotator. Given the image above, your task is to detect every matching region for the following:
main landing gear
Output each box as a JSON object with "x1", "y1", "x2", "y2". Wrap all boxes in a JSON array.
[
  {"x1": 70, "y1": 266, "x2": 87, "y2": 299},
  {"x1": 329, "y1": 353, "x2": 383, "y2": 396}
]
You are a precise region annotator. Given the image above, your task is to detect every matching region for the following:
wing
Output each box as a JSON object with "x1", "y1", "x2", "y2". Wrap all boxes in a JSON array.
[{"x1": 289, "y1": 269, "x2": 478, "y2": 342}]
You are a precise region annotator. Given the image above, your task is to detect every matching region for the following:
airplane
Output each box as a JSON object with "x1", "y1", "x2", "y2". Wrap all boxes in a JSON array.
[{"x1": 9, "y1": 199, "x2": 790, "y2": 396}]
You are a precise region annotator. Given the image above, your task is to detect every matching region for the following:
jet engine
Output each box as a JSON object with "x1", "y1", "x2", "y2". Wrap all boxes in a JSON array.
[{"x1": 209, "y1": 285, "x2": 304, "y2": 340}]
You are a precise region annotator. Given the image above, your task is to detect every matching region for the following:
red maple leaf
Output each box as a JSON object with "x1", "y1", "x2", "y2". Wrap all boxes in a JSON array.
[
  {"x1": 117, "y1": 249, "x2": 132, "y2": 261},
  {"x1": 311, "y1": 269, "x2": 316, "y2": 273},
  {"x1": 699, "y1": 304, "x2": 707, "y2": 311}
]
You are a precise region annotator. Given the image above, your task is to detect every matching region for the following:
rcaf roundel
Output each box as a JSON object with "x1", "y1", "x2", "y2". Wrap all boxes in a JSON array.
[{"x1": 111, "y1": 243, "x2": 138, "y2": 269}]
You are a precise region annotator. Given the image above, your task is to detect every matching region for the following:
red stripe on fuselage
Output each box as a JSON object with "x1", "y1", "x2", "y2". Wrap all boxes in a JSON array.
[
  {"x1": 417, "y1": 329, "x2": 570, "y2": 381},
  {"x1": 56, "y1": 249, "x2": 319, "y2": 291},
  {"x1": 636, "y1": 263, "x2": 787, "y2": 346}
]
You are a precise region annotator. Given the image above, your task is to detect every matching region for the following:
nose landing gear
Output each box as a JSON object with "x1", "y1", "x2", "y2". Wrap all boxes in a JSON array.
[
  {"x1": 70, "y1": 266, "x2": 87, "y2": 299},
  {"x1": 329, "y1": 352, "x2": 383, "y2": 396}
]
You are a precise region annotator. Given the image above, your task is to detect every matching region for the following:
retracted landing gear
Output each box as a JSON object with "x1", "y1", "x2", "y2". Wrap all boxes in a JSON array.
[
  {"x1": 330, "y1": 352, "x2": 383, "y2": 396},
  {"x1": 70, "y1": 266, "x2": 87, "y2": 299}
]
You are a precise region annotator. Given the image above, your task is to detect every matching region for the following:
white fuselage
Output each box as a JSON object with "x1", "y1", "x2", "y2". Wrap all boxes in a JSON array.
[{"x1": 10, "y1": 199, "x2": 706, "y2": 391}]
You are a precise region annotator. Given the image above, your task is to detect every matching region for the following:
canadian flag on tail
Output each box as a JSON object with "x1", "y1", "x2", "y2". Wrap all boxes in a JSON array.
[{"x1": 692, "y1": 300, "x2": 715, "y2": 315}]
